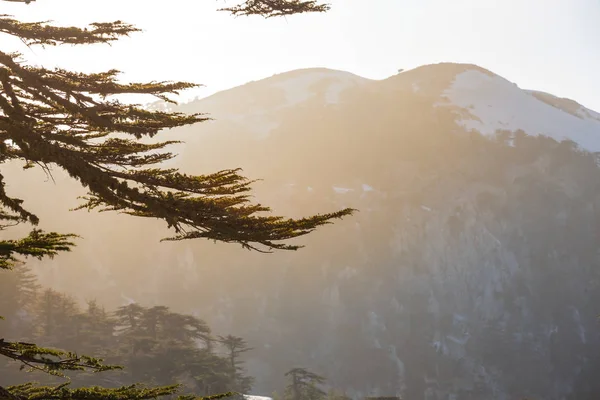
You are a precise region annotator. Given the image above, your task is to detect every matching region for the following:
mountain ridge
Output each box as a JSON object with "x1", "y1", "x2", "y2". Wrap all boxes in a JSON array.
[
  {"x1": 170, "y1": 62, "x2": 600, "y2": 153},
  {"x1": 183, "y1": 62, "x2": 597, "y2": 116}
]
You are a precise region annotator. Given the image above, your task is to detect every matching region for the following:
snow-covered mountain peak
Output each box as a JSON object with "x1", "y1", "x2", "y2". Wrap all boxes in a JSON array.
[
  {"x1": 170, "y1": 62, "x2": 600, "y2": 152},
  {"x1": 439, "y1": 68, "x2": 600, "y2": 152},
  {"x1": 266, "y1": 68, "x2": 369, "y2": 106}
]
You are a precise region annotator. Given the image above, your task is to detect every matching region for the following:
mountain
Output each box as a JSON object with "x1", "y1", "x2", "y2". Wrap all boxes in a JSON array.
[
  {"x1": 175, "y1": 62, "x2": 600, "y2": 148},
  {"x1": 6, "y1": 62, "x2": 600, "y2": 400}
]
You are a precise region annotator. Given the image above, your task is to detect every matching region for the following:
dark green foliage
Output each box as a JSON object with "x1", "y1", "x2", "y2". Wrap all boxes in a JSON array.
[
  {"x1": 4, "y1": 382, "x2": 181, "y2": 400},
  {"x1": 0, "y1": 228, "x2": 77, "y2": 270},
  {"x1": 0, "y1": 0, "x2": 351, "y2": 269},
  {"x1": 282, "y1": 368, "x2": 326, "y2": 400},
  {"x1": 219, "y1": 1, "x2": 331, "y2": 18}
]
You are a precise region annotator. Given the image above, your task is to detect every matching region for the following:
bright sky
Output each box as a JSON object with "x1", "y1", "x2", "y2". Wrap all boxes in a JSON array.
[{"x1": 3, "y1": 0, "x2": 599, "y2": 110}]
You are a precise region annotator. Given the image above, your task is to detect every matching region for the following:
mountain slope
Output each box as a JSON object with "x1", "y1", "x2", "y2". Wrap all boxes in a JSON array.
[{"x1": 6, "y1": 62, "x2": 600, "y2": 400}]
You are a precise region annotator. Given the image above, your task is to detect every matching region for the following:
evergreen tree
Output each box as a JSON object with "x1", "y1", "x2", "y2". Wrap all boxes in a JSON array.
[
  {"x1": 67, "y1": 301, "x2": 120, "y2": 387},
  {"x1": 189, "y1": 349, "x2": 233, "y2": 396},
  {"x1": 219, "y1": 0, "x2": 330, "y2": 17},
  {"x1": 0, "y1": 0, "x2": 351, "y2": 270},
  {"x1": 283, "y1": 368, "x2": 327, "y2": 400},
  {"x1": 217, "y1": 335, "x2": 254, "y2": 392},
  {"x1": 0, "y1": 262, "x2": 39, "y2": 336},
  {"x1": 0, "y1": 263, "x2": 39, "y2": 384},
  {"x1": 114, "y1": 305, "x2": 217, "y2": 388},
  {"x1": 32, "y1": 289, "x2": 80, "y2": 350},
  {"x1": 76, "y1": 300, "x2": 117, "y2": 358},
  {"x1": 0, "y1": 1, "x2": 348, "y2": 399}
]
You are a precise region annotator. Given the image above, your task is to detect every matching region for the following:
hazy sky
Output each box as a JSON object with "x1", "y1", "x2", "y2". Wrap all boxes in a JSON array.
[{"x1": 3, "y1": 0, "x2": 599, "y2": 110}]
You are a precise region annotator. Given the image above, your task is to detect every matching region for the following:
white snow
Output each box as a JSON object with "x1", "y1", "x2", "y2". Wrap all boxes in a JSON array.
[
  {"x1": 453, "y1": 313, "x2": 467, "y2": 323},
  {"x1": 368, "y1": 310, "x2": 387, "y2": 331},
  {"x1": 420, "y1": 205, "x2": 432, "y2": 212},
  {"x1": 446, "y1": 333, "x2": 470, "y2": 345},
  {"x1": 362, "y1": 183, "x2": 374, "y2": 192},
  {"x1": 572, "y1": 307, "x2": 586, "y2": 344},
  {"x1": 244, "y1": 395, "x2": 272, "y2": 400},
  {"x1": 441, "y1": 70, "x2": 600, "y2": 152},
  {"x1": 333, "y1": 186, "x2": 354, "y2": 194},
  {"x1": 271, "y1": 70, "x2": 366, "y2": 106}
]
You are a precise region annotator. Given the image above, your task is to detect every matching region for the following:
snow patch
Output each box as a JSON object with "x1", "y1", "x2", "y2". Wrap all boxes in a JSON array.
[
  {"x1": 244, "y1": 396, "x2": 273, "y2": 400},
  {"x1": 362, "y1": 183, "x2": 374, "y2": 192},
  {"x1": 446, "y1": 333, "x2": 470, "y2": 345},
  {"x1": 441, "y1": 70, "x2": 600, "y2": 152},
  {"x1": 453, "y1": 313, "x2": 467, "y2": 323},
  {"x1": 333, "y1": 186, "x2": 354, "y2": 194},
  {"x1": 572, "y1": 307, "x2": 586, "y2": 344},
  {"x1": 368, "y1": 310, "x2": 387, "y2": 331},
  {"x1": 271, "y1": 70, "x2": 365, "y2": 106}
]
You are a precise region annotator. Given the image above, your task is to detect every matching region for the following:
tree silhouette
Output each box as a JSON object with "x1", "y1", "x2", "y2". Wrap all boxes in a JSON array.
[
  {"x1": 0, "y1": 0, "x2": 352, "y2": 269},
  {"x1": 218, "y1": 335, "x2": 254, "y2": 392}
]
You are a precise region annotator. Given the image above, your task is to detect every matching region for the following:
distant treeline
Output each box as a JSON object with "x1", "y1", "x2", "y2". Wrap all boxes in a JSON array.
[{"x1": 0, "y1": 263, "x2": 254, "y2": 396}]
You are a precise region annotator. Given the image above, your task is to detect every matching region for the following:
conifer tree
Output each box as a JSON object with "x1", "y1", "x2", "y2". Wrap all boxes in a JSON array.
[
  {"x1": 32, "y1": 289, "x2": 80, "y2": 349},
  {"x1": 219, "y1": 0, "x2": 330, "y2": 17},
  {"x1": 0, "y1": 1, "x2": 345, "y2": 399},
  {"x1": 0, "y1": 0, "x2": 350, "y2": 270},
  {"x1": 217, "y1": 335, "x2": 254, "y2": 392},
  {"x1": 283, "y1": 368, "x2": 327, "y2": 400},
  {"x1": 0, "y1": 262, "x2": 39, "y2": 334}
]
